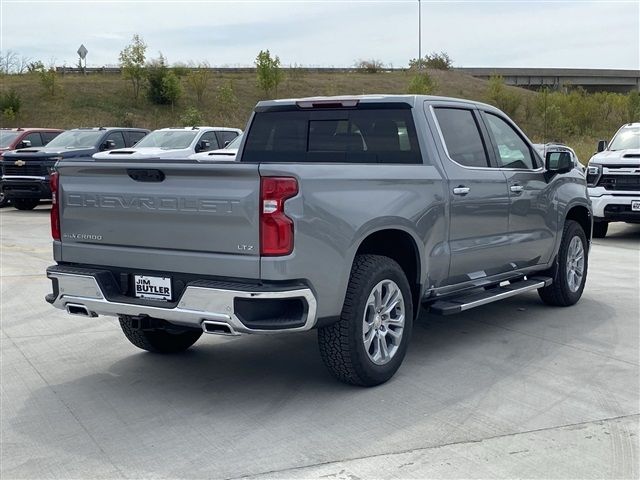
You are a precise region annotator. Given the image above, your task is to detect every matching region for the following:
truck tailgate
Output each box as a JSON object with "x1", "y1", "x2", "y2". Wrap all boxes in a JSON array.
[{"x1": 56, "y1": 160, "x2": 261, "y2": 278}]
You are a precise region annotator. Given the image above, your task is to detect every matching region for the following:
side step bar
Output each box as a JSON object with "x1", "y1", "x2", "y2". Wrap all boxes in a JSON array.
[{"x1": 429, "y1": 277, "x2": 552, "y2": 316}]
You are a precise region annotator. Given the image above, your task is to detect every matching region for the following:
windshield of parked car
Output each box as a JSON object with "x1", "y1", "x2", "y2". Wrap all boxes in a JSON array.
[
  {"x1": 134, "y1": 130, "x2": 198, "y2": 149},
  {"x1": 609, "y1": 126, "x2": 640, "y2": 151},
  {"x1": 0, "y1": 131, "x2": 21, "y2": 148},
  {"x1": 46, "y1": 130, "x2": 103, "y2": 149},
  {"x1": 225, "y1": 134, "x2": 242, "y2": 149}
]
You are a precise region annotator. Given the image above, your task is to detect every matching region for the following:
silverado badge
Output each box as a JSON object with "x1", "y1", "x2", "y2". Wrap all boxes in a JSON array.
[{"x1": 14, "y1": 160, "x2": 25, "y2": 167}]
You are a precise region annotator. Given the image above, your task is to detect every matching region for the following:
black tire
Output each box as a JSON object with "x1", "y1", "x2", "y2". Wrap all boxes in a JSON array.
[
  {"x1": 0, "y1": 192, "x2": 8, "y2": 208},
  {"x1": 318, "y1": 254, "x2": 413, "y2": 387},
  {"x1": 13, "y1": 198, "x2": 39, "y2": 210},
  {"x1": 538, "y1": 220, "x2": 588, "y2": 307},
  {"x1": 592, "y1": 221, "x2": 608, "y2": 238},
  {"x1": 119, "y1": 315, "x2": 202, "y2": 353}
]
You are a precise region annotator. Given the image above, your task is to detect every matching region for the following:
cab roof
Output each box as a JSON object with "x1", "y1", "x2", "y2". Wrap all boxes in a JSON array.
[
  {"x1": 256, "y1": 94, "x2": 497, "y2": 111},
  {"x1": 154, "y1": 126, "x2": 242, "y2": 132},
  {"x1": 0, "y1": 127, "x2": 64, "y2": 132}
]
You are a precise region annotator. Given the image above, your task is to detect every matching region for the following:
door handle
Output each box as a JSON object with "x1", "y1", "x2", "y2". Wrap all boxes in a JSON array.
[
  {"x1": 452, "y1": 186, "x2": 470, "y2": 196},
  {"x1": 510, "y1": 185, "x2": 524, "y2": 193}
]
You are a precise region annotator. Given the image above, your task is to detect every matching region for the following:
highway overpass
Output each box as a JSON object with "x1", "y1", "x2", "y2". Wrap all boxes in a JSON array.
[{"x1": 457, "y1": 68, "x2": 640, "y2": 93}]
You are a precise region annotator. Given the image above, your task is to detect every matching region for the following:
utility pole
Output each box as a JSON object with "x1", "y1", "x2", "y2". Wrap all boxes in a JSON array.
[{"x1": 418, "y1": 0, "x2": 422, "y2": 68}]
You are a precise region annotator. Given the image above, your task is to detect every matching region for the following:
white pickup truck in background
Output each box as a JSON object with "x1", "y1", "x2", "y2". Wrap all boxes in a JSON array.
[
  {"x1": 92, "y1": 126, "x2": 241, "y2": 160},
  {"x1": 586, "y1": 123, "x2": 640, "y2": 238}
]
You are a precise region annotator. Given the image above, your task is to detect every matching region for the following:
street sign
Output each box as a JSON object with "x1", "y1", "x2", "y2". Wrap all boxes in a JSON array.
[{"x1": 77, "y1": 44, "x2": 88, "y2": 60}]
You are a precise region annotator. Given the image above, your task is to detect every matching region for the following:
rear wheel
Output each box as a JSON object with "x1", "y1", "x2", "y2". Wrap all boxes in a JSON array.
[
  {"x1": 13, "y1": 198, "x2": 39, "y2": 210},
  {"x1": 592, "y1": 221, "x2": 608, "y2": 238},
  {"x1": 119, "y1": 315, "x2": 202, "y2": 353},
  {"x1": 538, "y1": 220, "x2": 588, "y2": 306},
  {"x1": 318, "y1": 254, "x2": 413, "y2": 386}
]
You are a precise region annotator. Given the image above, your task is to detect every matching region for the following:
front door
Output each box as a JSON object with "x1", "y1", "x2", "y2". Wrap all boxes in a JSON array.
[
  {"x1": 480, "y1": 111, "x2": 556, "y2": 268},
  {"x1": 430, "y1": 105, "x2": 511, "y2": 284}
]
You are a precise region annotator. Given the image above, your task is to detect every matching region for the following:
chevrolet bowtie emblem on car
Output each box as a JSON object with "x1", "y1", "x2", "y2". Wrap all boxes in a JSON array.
[{"x1": 14, "y1": 160, "x2": 26, "y2": 167}]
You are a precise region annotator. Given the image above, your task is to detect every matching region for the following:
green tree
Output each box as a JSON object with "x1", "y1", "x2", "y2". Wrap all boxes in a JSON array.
[
  {"x1": 161, "y1": 71, "x2": 182, "y2": 109},
  {"x1": 119, "y1": 34, "x2": 147, "y2": 101},
  {"x1": 0, "y1": 89, "x2": 21, "y2": 115},
  {"x1": 146, "y1": 54, "x2": 182, "y2": 108},
  {"x1": 354, "y1": 59, "x2": 385, "y2": 73},
  {"x1": 409, "y1": 51, "x2": 453, "y2": 70},
  {"x1": 486, "y1": 75, "x2": 521, "y2": 118},
  {"x1": 407, "y1": 72, "x2": 437, "y2": 94},
  {"x1": 627, "y1": 91, "x2": 640, "y2": 123},
  {"x1": 179, "y1": 107, "x2": 204, "y2": 127},
  {"x1": 255, "y1": 49, "x2": 283, "y2": 97},
  {"x1": 187, "y1": 62, "x2": 211, "y2": 105},
  {"x1": 215, "y1": 81, "x2": 238, "y2": 114},
  {"x1": 37, "y1": 65, "x2": 58, "y2": 97}
]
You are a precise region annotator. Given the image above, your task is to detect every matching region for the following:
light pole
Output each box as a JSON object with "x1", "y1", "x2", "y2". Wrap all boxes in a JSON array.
[{"x1": 418, "y1": 0, "x2": 422, "y2": 68}]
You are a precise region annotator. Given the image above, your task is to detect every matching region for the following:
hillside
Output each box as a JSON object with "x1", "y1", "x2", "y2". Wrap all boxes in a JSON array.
[
  {"x1": 0, "y1": 69, "x2": 535, "y2": 129},
  {"x1": 1, "y1": 68, "x2": 623, "y2": 162}
]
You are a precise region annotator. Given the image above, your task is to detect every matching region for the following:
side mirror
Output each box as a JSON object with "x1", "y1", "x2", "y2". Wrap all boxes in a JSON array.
[
  {"x1": 597, "y1": 140, "x2": 607, "y2": 153},
  {"x1": 546, "y1": 151, "x2": 573, "y2": 174},
  {"x1": 196, "y1": 140, "x2": 211, "y2": 153},
  {"x1": 224, "y1": 140, "x2": 230, "y2": 147},
  {"x1": 102, "y1": 139, "x2": 117, "y2": 151},
  {"x1": 18, "y1": 140, "x2": 32, "y2": 149}
]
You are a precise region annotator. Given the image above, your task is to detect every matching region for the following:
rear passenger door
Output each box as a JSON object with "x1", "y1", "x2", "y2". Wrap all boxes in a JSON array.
[
  {"x1": 125, "y1": 130, "x2": 147, "y2": 147},
  {"x1": 216, "y1": 130, "x2": 239, "y2": 148},
  {"x1": 480, "y1": 111, "x2": 556, "y2": 267},
  {"x1": 429, "y1": 104, "x2": 511, "y2": 284},
  {"x1": 42, "y1": 131, "x2": 61, "y2": 145}
]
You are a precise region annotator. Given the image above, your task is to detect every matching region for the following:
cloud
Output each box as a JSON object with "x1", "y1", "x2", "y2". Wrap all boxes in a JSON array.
[{"x1": 1, "y1": 1, "x2": 638, "y2": 69}]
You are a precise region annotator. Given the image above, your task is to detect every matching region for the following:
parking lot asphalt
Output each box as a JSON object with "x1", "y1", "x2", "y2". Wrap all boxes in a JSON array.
[{"x1": 1, "y1": 205, "x2": 638, "y2": 479}]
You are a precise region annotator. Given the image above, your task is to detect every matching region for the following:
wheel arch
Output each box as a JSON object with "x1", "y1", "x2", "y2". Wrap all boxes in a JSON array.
[
  {"x1": 565, "y1": 204, "x2": 593, "y2": 245},
  {"x1": 353, "y1": 228, "x2": 423, "y2": 319}
]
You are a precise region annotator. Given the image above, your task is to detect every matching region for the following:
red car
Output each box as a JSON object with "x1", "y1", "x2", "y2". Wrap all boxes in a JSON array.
[{"x1": 0, "y1": 128, "x2": 64, "y2": 207}]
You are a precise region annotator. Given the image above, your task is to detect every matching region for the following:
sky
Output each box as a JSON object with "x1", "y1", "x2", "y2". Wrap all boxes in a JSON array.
[{"x1": 1, "y1": 0, "x2": 639, "y2": 69}]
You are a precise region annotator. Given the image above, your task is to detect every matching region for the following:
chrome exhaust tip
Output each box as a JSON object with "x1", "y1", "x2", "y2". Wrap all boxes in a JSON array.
[
  {"x1": 65, "y1": 303, "x2": 96, "y2": 317},
  {"x1": 201, "y1": 320, "x2": 238, "y2": 336}
]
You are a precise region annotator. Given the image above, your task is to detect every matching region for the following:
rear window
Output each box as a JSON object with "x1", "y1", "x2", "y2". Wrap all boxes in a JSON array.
[{"x1": 242, "y1": 108, "x2": 421, "y2": 164}]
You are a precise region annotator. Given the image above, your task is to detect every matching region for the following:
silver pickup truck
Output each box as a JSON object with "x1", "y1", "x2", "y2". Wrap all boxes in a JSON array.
[{"x1": 46, "y1": 95, "x2": 592, "y2": 386}]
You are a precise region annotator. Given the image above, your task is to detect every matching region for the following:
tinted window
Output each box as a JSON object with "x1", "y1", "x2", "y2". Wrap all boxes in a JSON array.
[
  {"x1": 484, "y1": 113, "x2": 535, "y2": 169},
  {"x1": 243, "y1": 108, "x2": 421, "y2": 164},
  {"x1": 216, "y1": 131, "x2": 239, "y2": 148},
  {"x1": 23, "y1": 132, "x2": 44, "y2": 147},
  {"x1": 200, "y1": 131, "x2": 220, "y2": 150},
  {"x1": 434, "y1": 108, "x2": 489, "y2": 168},
  {"x1": 127, "y1": 131, "x2": 147, "y2": 146},
  {"x1": 42, "y1": 131, "x2": 61, "y2": 144},
  {"x1": 105, "y1": 132, "x2": 126, "y2": 149}
]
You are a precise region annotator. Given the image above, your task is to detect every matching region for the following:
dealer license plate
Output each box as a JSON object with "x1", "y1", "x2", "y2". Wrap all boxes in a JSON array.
[
  {"x1": 134, "y1": 275, "x2": 172, "y2": 301},
  {"x1": 632, "y1": 200, "x2": 640, "y2": 212}
]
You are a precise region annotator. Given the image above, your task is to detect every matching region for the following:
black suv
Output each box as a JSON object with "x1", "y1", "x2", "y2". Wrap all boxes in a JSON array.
[{"x1": 1, "y1": 127, "x2": 149, "y2": 210}]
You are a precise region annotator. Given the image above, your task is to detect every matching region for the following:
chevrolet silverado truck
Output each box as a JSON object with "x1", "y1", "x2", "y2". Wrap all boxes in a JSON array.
[
  {"x1": 1, "y1": 127, "x2": 149, "y2": 210},
  {"x1": 0, "y1": 128, "x2": 64, "y2": 207},
  {"x1": 45, "y1": 95, "x2": 592, "y2": 386},
  {"x1": 92, "y1": 127, "x2": 241, "y2": 161},
  {"x1": 586, "y1": 122, "x2": 640, "y2": 238}
]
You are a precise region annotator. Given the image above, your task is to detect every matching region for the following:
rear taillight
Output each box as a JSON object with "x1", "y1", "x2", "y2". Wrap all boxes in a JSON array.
[
  {"x1": 50, "y1": 171, "x2": 60, "y2": 240},
  {"x1": 260, "y1": 177, "x2": 298, "y2": 256}
]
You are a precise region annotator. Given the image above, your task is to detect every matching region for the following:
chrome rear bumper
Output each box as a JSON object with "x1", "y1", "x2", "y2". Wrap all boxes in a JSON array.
[{"x1": 46, "y1": 267, "x2": 317, "y2": 335}]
